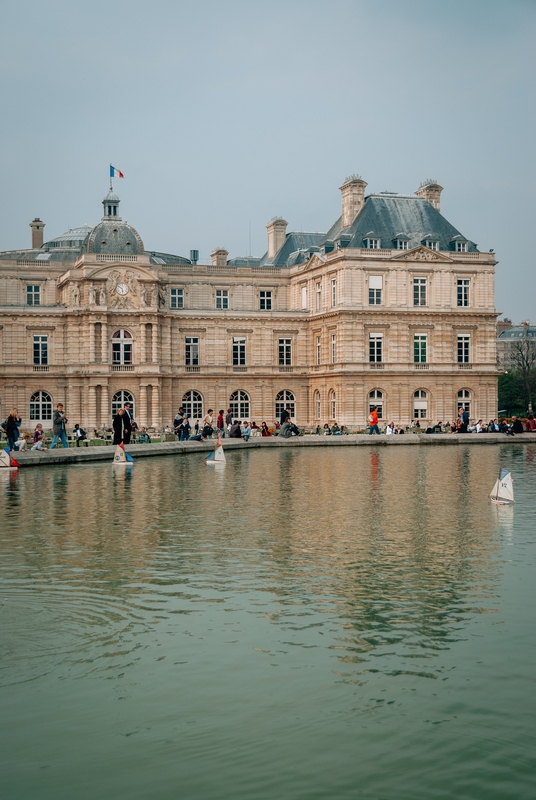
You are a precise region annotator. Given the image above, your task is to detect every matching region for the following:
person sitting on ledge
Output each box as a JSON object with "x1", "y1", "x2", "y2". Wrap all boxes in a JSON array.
[
  {"x1": 331, "y1": 423, "x2": 341, "y2": 435},
  {"x1": 138, "y1": 427, "x2": 151, "y2": 444},
  {"x1": 230, "y1": 420, "x2": 242, "y2": 438},
  {"x1": 261, "y1": 422, "x2": 271, "y2": 437}
]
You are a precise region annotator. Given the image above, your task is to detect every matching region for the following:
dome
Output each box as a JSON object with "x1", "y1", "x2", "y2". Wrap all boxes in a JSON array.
[
  {"x1": 86, "y1": 220, "x2": 144, "y2": 255},
  {"x1": 103, "y1": 190, "x2": 120, "y2": 204},
  {"x1": 43, "y1": 224, "x2": 93, "y2": 250}
]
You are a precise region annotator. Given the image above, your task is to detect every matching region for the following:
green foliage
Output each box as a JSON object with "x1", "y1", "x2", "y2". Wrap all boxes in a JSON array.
[{"x1": 498, "y1": 369, "x2": 536, "y2": 415}]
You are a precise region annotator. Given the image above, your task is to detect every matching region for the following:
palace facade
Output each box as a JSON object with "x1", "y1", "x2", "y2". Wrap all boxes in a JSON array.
[{"x1": 0, "y1": 176, "x2": 498, "y2": 430}]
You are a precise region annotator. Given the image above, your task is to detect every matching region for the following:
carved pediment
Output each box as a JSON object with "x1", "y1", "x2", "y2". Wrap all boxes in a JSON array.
[
  {"x1": 61, "y1": 265, "x2": 167, "y2": 310},
  {"x1": 390, "y1": 246, "x2": 453, "y2": 263}
]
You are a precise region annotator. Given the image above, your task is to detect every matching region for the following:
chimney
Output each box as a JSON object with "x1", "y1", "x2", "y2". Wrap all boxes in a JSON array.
[
  {"x1": 30, "y1": 217, "x2": 45, "y2": 249},
  {"x1": 266, "y1": 217, "x2": 288, "y2": 260},
  {"x1": 340, "y1": 175, "x2": 367, "y2": 228},
  {"x1": 415, "y1": 180, "x2": 443, "y2": 212},
  {"x1": 211, "y1": 247, "x2": 228, "y2": 267}
]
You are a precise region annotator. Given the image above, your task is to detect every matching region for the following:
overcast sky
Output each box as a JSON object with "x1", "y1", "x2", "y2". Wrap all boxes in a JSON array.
[{"x1": 1, "y1": 0, "x2": 534, "y2": 321}]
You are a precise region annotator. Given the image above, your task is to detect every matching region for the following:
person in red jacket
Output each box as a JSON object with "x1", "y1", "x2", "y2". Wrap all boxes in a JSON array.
[{"x1": 368, "y1": 406, "x2": 380, "y2": 435}]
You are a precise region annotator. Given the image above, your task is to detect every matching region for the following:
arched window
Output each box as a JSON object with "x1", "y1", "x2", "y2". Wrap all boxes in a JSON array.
[
  {"x1": 313, "y1": 390, "x2": 321, "y2": 419},
  {"x1": 182, "y1": 390, "x2": 203, "y2": 420},
  {"x1": 457, "y1": 389, "x2": 471, "y2": 414},
  {"x1": 112, "y1": 390, "x2": 135, "y2": 418},
  {"x1": 369, "y1": 389, "x2": 384, "y2": 419},
  {"x1": 112, "y1": 329, "x2": 133, "y2": 365},
  {"x1": 275, "y1": 390, "x2": 295, "y2": 420},
  {"x1": 230, "y1": 390, "x2": 250, "y2": 420},
  {"x1": 413, "y1": 390, "x2": 428, "y2": 419},
  {"x1": 29, "y1": 390, "x2": 53, "y2": 422},
  {"x1": 329, "y1": 390, "x2": 336, "y2": 420}
]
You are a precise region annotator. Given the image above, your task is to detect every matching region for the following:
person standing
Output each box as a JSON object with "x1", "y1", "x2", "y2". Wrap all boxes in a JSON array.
[
  {"x1": 368, "y1": 406, "x2": 380, "y2": 435},
  {"x1": 225, "y1": 407, "x2": 233, "y2": 434},
  {"x1": 174, "y1": 407, "x2": 185, "y2": 437},
  {"x1": 113, "y1": 408, "x2": 125, "y2": 445},
  {"x1": 122, "y1": 402, "x2": 133, "y2": 444},
  {"x1": 217, "y1": 410, "x2": 225, "y2": 438},
  {"x1": 4, "y1": 408, "x2": 22, "y2": 451},
  {"x1": 202, "y1": 409, "x2": 214, "y2": 439},
  {"x1": 180, "y1": 417, "x2": 191, "y2": 441},
  {"x1": 50, "y1": 403, "x2": 69, "y2": 449},
  {"x1": 280, "y1": 406, "x2": 291, "y2": 426}
]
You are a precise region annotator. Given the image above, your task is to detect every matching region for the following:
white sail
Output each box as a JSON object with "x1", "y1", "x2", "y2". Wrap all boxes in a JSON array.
[
  {"x1": 205, "y1": 434, "x2": 226, "y2": 464},
  {"x1": 0, "y1": 448, "x2": 12, "y2": 468},
  {"x1": 113, "y1": 444, "x2": 127, "y2": 463},
  {"x1": 490, "y1": 469, "x2": 514, "y2": 503}
]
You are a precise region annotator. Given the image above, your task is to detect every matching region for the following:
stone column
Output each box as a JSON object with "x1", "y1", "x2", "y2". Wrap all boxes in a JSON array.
[
  {"x1": 88, "y1": 385, "x2": 97, "y2": 428},
  {"x1": 101, "y1": 383, "x2": 109, "y2": 427},
  {"x1": 101, "y1": 321, "x2": 108, "y2": 364},
  {"x1": 151, "y1": 383, "x2": 160, "y2": 428},
  {"x1": 139, "y1": 322, "x2": 146, "y2": 364},
  {"x1": 89, "y1": 323, "x2": 95, "y2": 363},
  {"x1": 140, "y1": 385, "x2": 148, "y2": 427},
  {"x1": 152, "y1": 322, "x2": 158, "y2": 364}
]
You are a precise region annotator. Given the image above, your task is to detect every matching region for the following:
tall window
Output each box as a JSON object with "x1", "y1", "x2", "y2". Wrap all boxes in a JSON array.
[
  {"x1": 301, "y1": 286, "x2": 307, "y2": 309},
  {"x1": 275, "y1": 390, "x2": 295, "y2": 420},
  {"x1": 112, "y1": 390, "x2": 135, "y2": 419},
  {"x1": 29, "y1": 390, "x2": 52, "y2": 422},
  {"x1": 368, "y1": 275, "x2": 382, "y2": 305},
  {"x1": 369, "y1": 389, "x2": 383, "y2": 419},
  {"x1": 331, "y1": 333, "x2": 337, "y2": 364},
  {"x1": 457, "y1": 389, "x2": 471, "y2": 414},
  {"x1": 413, "y1": 278, "x2": 427, "y2": 306},
  {"x1": 185, "y1": 337, "x2": 199, "y2": 366},
  {"x1": 457, "y1": 334, "x2": 470, "y2": 363},
  {"x1": 233, "y1": 337, "x2": 246, "y2": 366},
  {"x1": 112, "y1": 329, "x2": 133, "y2": 365},
  {"x1": 182, "y1": 390, "x2": 203, "y2": 420},
  {"x1": 27, "y1": 285, "x2": 41, "y2": 306},
  {"x1": 313, "y1": 390, "x2": 321, "y2": 419},
  {"x1": 316, "y1": 336, "x2": 321, "y2": 365},
  {"x1": 413, "y1": 390, "x2": 428, "y2": 419},
  {"x1": 331, "y1": 278, "x2": 337, "y2": 307},
  {"x1": 316, "y1": 282, "x2": 322, "y2": 311},
  {"x1": 329, "y1": 390, "x2": 336, "y2": 419},
  {"x1": 457, "y1": 279, "x2": 469, "y2": 307},
  {"x1": 229, "y1": 390, "x2": 250, "y2": 419},
  {"x1": 278, "y1": 339, "x2": 292, "y2": 366},
  {"x1": 369, "y1": 333, "x2": 383, "y2": 363},
  {"x1": 216, "y1": 290, "x2": 229, "y2": 309},
  {"x1": 260, "y1": 291, "x2": 272, "y2": 310},
  {"x1": 33, "y1": 335, "x2": 48, "y2": 365},
  {"x1": 170, "y1": 288, "x2": 184, "y2": 309},
  {"x1": 414, "y1": 334, "x2": 427, "y2": 363}
]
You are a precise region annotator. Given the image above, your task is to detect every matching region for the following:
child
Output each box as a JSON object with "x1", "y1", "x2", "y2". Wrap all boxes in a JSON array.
[
  {"x1": 33, "y1": 423, "x2": 44, "y2": 443},
  {"x1": 31, "y1": 434, "x2": 48, "y2": 451},
  {"x1": 16, "y1": 432, "x2": 32, "y2": 450}
]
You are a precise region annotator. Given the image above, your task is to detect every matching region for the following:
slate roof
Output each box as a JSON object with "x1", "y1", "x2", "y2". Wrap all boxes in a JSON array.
[
  {"x1": 259, "y1": 231, "x2": 325, "y2": 267},
  {"x1": 323, "y1": 193, "x2": 478, "y2": 252}
]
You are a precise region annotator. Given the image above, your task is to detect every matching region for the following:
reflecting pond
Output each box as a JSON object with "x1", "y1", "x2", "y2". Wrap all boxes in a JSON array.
[{"x1": 1, "y1": 444, "x2": 535, "y2": 799}]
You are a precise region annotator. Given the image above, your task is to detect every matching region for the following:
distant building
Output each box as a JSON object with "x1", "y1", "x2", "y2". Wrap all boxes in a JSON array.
[
  {"x1": 497, "y1": 321, "x2": 536, "y2": 368},
  {"x1": 0, "y1": 176, "x2": 498, "y2": 429}
]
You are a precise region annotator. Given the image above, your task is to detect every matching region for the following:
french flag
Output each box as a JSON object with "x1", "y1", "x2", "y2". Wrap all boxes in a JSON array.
[{"x1": 110, "y1": 165, "x2": 124, "y2": 179}]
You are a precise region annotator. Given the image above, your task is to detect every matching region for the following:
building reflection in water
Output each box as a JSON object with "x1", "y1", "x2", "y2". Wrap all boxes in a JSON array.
[{"x1": 0, "y1": 446, "x2": 506, "y2": 683}]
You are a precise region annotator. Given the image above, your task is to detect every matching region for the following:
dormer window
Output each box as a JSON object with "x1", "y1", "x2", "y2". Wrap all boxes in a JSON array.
[
  {"x1": 423, "y1": 240, "x2": 439, "y2": 251},
  {"x1": 396, "y1": 240, "x2": 409, "y2": 250},
  {"x1": 450, "y1": 236, "x2": 469, "y2": 253},
  {"x1": 363, "y1": 238, "x2": 380, "y2": 249},
  {"x1": 455, "y1": 241, "x2": 468, "y2": 252}
]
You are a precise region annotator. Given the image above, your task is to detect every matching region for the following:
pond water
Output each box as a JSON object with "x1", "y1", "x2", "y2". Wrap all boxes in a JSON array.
[{"x1": 1, "y1": 444, "x2": 535, "y2": 800}]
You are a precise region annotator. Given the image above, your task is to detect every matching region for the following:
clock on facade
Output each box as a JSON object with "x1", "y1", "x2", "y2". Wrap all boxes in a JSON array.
[{"x1": 116, "y1": 283, "x2": 128, "y2": 296}]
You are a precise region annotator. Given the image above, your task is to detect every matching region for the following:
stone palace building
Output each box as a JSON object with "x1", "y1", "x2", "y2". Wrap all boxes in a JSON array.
[{"x1": 0, "y1": 176, "x2": 498, "y2": 430}]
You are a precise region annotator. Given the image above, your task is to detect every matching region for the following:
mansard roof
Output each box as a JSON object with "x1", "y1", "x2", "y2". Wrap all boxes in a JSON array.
[
  {"x1": 260, "y1": 231, "x2": 325, "y2": 267},
  {"x1": 323, "y1": 193, "x2": 479, "y2": 252}
]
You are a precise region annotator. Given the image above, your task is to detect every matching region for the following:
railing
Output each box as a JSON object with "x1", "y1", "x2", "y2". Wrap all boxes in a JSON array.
[
  {"x1": 111, "y1": 364, "x2": 134, "y2": 371},
  {"x1": 33, "y1": 365, "x2": 49, "y2": 372},
  {"x1": 186, "y1": 365, "x2": 200, "y2": 373},
  {"x1": 414, "y1": 363, "x2": 429, "y2": 369},
  {"x1": 278, "y1": 366, "x2": 293, "y2": 372},
  {"x1": 96, "y1": 254, "x2": 138, "y2": 262},
  {"x1": 458, "y1": 363, "x2": 472, "y2": 369},
  {"x1": 369, "y1": 363, "x2": 385, "y2": 369},
  {"x1": 233, "y1": 366, "x2": 247, "y2": 372}
]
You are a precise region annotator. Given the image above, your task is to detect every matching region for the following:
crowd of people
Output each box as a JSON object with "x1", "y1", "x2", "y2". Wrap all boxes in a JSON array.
[{"x1": 3, "y1": 404, "x2": 536, "y2": 453}]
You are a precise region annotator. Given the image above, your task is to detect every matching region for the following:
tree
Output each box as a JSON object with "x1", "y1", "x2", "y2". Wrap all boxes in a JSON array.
[{"x1": 506, "y1": 328, "x2": 536, "y2": 413}]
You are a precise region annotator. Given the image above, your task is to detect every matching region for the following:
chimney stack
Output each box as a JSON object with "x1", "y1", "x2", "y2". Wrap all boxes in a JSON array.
[
  {"x1": 266, "y1": 217, "x2": 288, "y2": 260},
  {"x1": 415, "y1": 180, "x2": 443, "y2": 212},
  {"x1": 340, "y1": 175, "x2": 367, "y2": 228},
  {"x1": 30, "y1": 217, "x2": 45, "y2": 249},
  {"x1": 211, "y1": 247, "x2": 228, "y2": 267}
]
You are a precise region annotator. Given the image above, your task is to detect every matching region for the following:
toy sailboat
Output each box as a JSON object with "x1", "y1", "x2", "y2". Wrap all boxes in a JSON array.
[
  {"x1": 113, "y1": 443, "x2": 134, "y2": 464},
  {"x1": 205, "y1": 434, "x2": 226, "y2": 464},
  {"x1": 490, "y1": 468, "x2": 514, "y2": 505},
  {"x1": 0, "y1": 447, "x2": 20, "y2": 470}
]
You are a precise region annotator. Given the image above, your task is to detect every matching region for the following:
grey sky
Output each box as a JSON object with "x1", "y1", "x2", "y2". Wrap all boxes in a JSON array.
[{"x1": 1, "y1": 0, "x2": 534, "y2": 321}]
